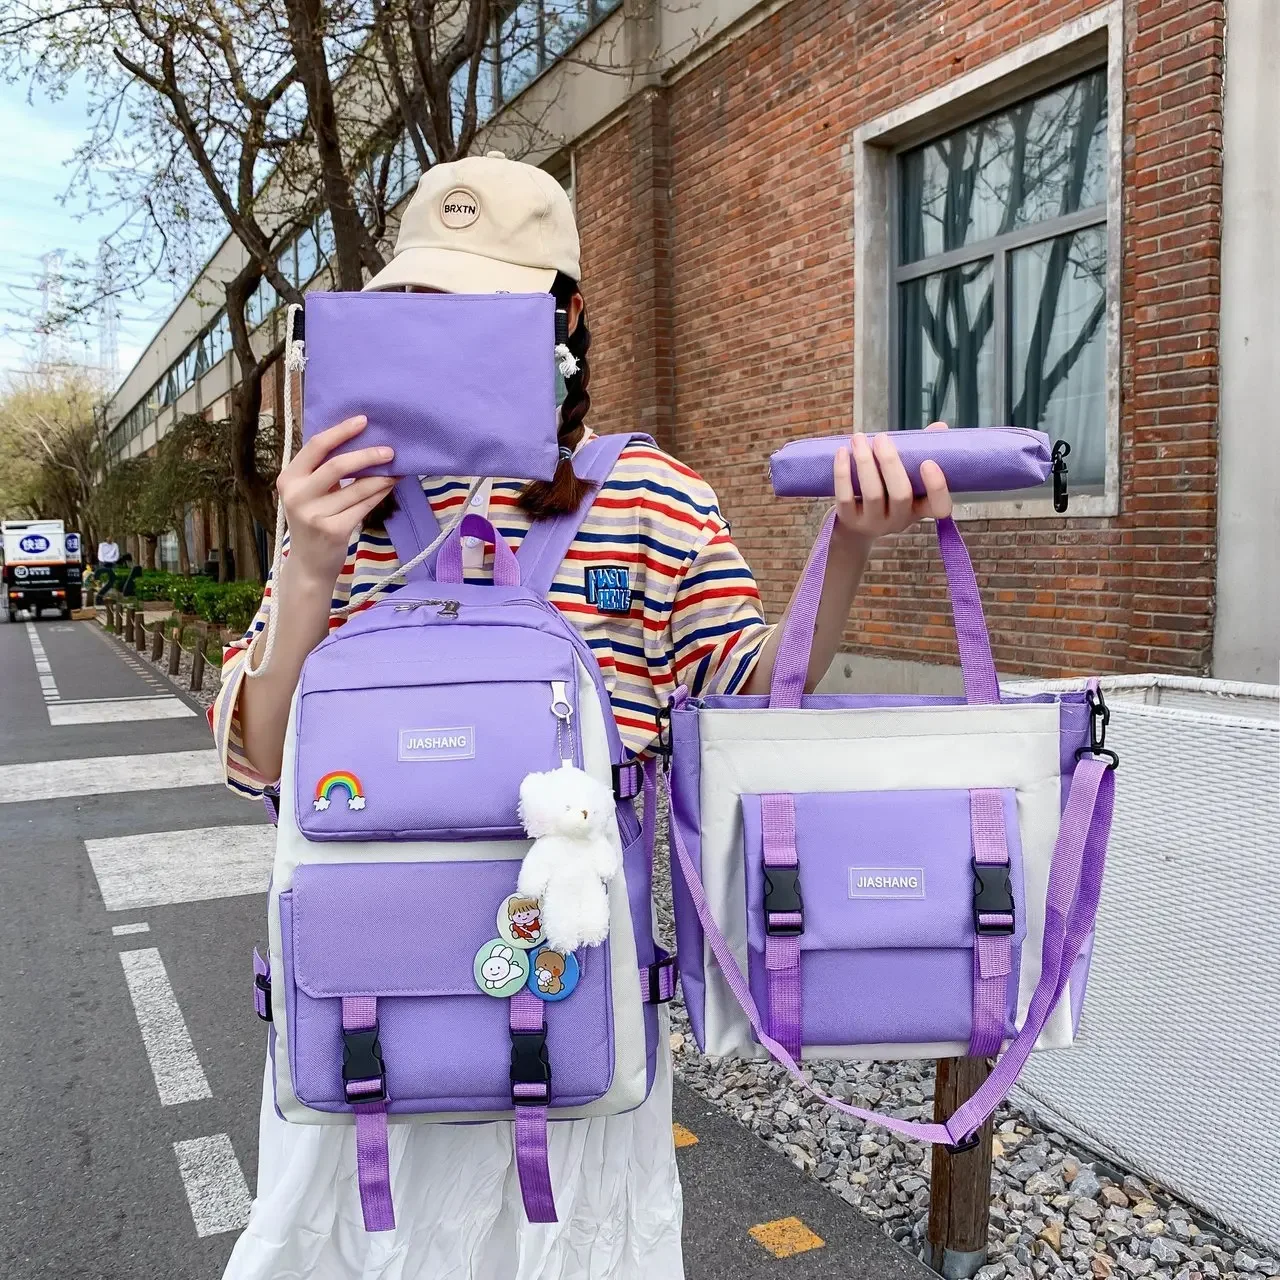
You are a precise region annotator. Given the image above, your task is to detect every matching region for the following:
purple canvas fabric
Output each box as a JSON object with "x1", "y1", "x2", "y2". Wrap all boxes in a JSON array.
[
  {"x1": 301, "y1": 291, "x2": 559, "y2": 482},
  {"x1": 670, "y1": 690, "x2": 1093, "y2": 1050},
  {"x1": 665, "y1": 755, "x2": 1115, "y2": 1147},
  {"x1": 280, "y1": 866, "x2": 615, "y2": 1113},
  {"x1": 741, "y1": 788, "x2": 1024, "y2": 1047},
  {"x1": 769, "y1": 427, "x2": 1052, "y2": 499}
]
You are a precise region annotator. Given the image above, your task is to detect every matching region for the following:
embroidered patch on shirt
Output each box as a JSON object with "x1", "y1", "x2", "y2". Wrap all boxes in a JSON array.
[{"x1": 585, "y1": 566, "x2": 633, "y2": 615}]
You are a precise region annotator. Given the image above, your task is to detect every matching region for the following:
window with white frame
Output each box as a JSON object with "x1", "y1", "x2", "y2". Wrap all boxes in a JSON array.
[{"x1": 893, "y1": 68, "x2": 1108, "y2": 489}]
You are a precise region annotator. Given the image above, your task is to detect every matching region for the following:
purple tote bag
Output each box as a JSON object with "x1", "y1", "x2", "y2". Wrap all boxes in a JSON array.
[
  {"x1": 770, "y1": 426, "x2": 1053, "y2": 498},
  {"x1": 301, "y1": 291, "x2": 560, "y2": 482}
]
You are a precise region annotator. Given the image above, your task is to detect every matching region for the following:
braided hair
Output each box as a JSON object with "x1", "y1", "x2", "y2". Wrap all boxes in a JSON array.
[{"x1": 516, "y1": 271, "x2": 594, "y2": 517}]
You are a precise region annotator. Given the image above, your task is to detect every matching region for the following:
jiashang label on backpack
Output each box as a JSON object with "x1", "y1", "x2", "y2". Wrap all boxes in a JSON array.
[
  {"x1": 847, "y1": 866, "x2": 926, "y2": 900},
  {"x1": 398, "y1": 726, "x2": 476, "y2": 762}
]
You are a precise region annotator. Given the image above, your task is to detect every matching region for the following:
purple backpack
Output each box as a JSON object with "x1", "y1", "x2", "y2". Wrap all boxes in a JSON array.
[{"x1": 252, "y1": 433, "x2": 675, "y2": 1231}]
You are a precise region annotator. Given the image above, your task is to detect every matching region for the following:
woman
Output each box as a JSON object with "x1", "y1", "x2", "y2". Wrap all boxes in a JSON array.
[{"x1": 213, "y1": 151, "x2": 952, "y2": 1279}]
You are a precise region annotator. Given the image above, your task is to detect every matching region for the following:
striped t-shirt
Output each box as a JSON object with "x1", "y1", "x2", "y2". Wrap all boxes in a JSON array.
[{"x1": 211, "y1": 433, "x2": 772, "y2": 796}]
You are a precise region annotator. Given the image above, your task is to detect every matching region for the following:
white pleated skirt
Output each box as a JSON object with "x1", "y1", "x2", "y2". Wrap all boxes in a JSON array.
[{"x1": 222, "y1": 1026, "x2": 684, "y2": 1280}]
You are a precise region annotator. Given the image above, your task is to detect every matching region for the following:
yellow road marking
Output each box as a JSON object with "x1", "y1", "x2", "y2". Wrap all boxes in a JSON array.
[
  {"x1": 672, "y1": 1123, "x2": 699, "y2": 1149},
  {"x1": 748, "y1": 1216, "x2": 826, "y2": 1258}
]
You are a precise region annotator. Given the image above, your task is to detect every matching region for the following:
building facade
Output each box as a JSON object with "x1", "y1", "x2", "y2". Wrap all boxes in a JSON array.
[{"x1": 105, "y1": 0, "x2": 1279, "y2": 684}]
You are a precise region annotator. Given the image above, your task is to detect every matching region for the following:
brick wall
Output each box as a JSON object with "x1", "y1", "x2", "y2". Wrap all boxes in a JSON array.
[{"x1": 574, "y1": 0, "x2": 1225, "y2": 678}]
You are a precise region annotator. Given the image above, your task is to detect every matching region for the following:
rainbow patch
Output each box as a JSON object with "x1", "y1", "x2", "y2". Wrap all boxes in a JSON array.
[{"x1": 313, "y1": 771, "x2": 366, "y2": 812}]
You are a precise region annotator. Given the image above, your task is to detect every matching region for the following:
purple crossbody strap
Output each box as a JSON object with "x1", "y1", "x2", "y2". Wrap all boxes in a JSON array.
[
  {"x1": 515, "y1": 433, "x2": 654, "y2": 596},
  {"x1": 662, "y1": 755, "x2": 1114, "y2": 1147},
  {"x1": 383, "y1": 477, "x2": 444, "y2": 583},
  {"x1": 435, "y1": 513, "x2": 522, "y2": 585},
  {"x1": 768, "y1": 512, "x2": 1000, "y2": 708}
]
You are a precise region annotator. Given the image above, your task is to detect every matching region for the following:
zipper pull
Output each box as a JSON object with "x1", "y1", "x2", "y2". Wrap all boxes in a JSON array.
[{"x1": 550, "y1": 681, "x2": 574, "y2": 764}]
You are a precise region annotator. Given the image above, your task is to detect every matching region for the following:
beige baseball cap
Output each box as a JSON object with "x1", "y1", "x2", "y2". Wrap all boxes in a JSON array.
[{"x1": 364, "y1": 150, "x2": 581, "y2": 295}]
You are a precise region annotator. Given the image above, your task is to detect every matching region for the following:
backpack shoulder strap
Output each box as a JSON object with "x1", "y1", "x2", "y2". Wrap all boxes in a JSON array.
[
  {"x1": 516, "y1": 433, "x2": 654, "y2": 596},
  {"x1": 383, "y1": 477, "x2": 443, "y2": 583}
]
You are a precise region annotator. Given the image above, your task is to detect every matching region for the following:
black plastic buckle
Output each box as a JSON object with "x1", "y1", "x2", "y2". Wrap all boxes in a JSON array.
[
  {"x1": 764, "y1": 866, "x2": 804, "y2": 937},
  {"x1": 612, "y1": 760, "x2": 641, "y2": 800},
  {"x1": 510, "y1": 1030, "x2": 551, "y2": 1106},
  {"x1": 254, "y1": 972, "x2": 272, "y2": 1022},
  {"x1": 647, "y1": 955, "x2": 676, "y2": 1004},
  {"x1": 948, "y1": 1131, "x2": 982, "y2": 1153},
  {"x1": 1051, "y1": 439, "x2": 1070, "y2": 513},
  {"x1": 1074, "y1": 687, "x2": 1119, "y2": 771},
  {"x1": 342, "y1": 1027, "x2": 387, "y2": 1103},
  {"x1": 972, "y1": 862, "x2": 1015, "y2": 936}
]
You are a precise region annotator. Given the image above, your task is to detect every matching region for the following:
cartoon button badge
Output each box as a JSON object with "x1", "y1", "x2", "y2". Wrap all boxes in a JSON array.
[
  {"x1": 473, "y1": 940, "x2": 530, "y2": 998},
  {"x1": 497, "y1": 893, "x2": 545, "y2": 950},
  {"x1": 527, "y1": 946, "x2": 580, "y2": 1002}
]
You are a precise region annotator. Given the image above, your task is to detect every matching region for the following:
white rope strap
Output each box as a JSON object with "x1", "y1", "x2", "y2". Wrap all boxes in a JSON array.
[{"x1": 246, "y1": 304, "x2": 306, "y2": 679}]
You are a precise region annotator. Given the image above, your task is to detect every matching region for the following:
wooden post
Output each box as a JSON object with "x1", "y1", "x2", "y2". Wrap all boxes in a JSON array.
[
  {"x1": 135, "y1": 612, "x2": 148, "y2": 653},
  {"x1": 124, "y1": 607, "x2": 135, "y2": 643},
  {"x1": 105, "y1": 601, "x2": 114, "y2": 632},
  {"x1": 189, "y1": 627, "x2": 206, "y2": 691},
  {"x1": 150, "y1": 622, "x2": 164, "y2": 662},
  {"x1": 167, "y1": 625, "x2": 182, "y2": 677},
  {"x1": 927, "y1": 1057, "x2": 995, "y2": 1278}
]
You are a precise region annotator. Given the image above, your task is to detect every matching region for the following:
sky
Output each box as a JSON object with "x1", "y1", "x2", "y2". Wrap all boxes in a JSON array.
[{"x1": 0, "y1": 74, "x2": 180, "y2": 388}]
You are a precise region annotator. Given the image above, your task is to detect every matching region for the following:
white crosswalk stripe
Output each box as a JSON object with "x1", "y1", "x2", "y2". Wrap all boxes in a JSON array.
[
  {"x1": 48, "y1": 696, "x2": 195, "y2": 725},
  {"x1": 0, "y1": 750, "x2": 221, "y2": 803},
  {"x1": 173, "y1": 1135, "x2": 253, "y2": 1237},
  {"x1": 118, "y1": 948, "x2": 213, "y2": 1105},
  {"x1": 86, "y1": 824, "x2": 274, "y2": 911}
]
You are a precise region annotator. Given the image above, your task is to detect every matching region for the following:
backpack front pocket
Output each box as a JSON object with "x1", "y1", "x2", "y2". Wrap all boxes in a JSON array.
[
  {"x1": 280, "y1": 860, "x2": 615, "y2": 1114},
  {"x1": 741, "y1": 788, "x2": 1026, "y2": 1049},
  {"x1": 294, "y1": 656, "x2": 582, "y2": 841}
]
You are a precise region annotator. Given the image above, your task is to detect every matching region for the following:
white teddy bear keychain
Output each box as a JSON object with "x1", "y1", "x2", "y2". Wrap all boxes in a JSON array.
[{"x1": 516, "y1": 763, "x2": 619, "y2": 953}]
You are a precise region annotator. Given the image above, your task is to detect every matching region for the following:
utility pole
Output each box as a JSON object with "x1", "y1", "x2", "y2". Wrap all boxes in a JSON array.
[
  {"x1": 97, "y1": 242, "x2": 121, "y2": 384},
  {"x1": 927, "y1": 1057, "x2": 996, "y2": 1278},
  {"x1": 37, "y1": 248, "x2": 68, "y2": 370}
]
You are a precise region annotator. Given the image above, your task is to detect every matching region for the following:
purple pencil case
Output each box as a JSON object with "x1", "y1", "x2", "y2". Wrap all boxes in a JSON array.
[
  {"x1": 301, "y1": 291, "x2": 559, "y2": 481},
  {"x1": 769, "y1": 427, "x2": 1053, "y2": 498}
]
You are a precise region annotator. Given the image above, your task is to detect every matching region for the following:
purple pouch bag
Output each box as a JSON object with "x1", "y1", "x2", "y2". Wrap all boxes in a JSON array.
[
  {"x1": 769, "y1": 426, "x2": 1053, "y2": 498},
  {"x1": 301, "y1": 291, "x2": 559, "y2": 481}
]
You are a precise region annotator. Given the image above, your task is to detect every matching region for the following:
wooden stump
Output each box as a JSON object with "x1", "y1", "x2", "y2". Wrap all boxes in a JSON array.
[
  {"x1": 135, "y1": 613, "x2": 148, "y2": 653},
  {"x1": 105, "y1": 601, "x2": 115, "y2": 632},
  {"x1": 189, "y1": 628, "x2": 206, "y2": 691},
  {"x1": 167, "y1": 626, "x2": 182, "y2": 677},
  {"x1": 150, "y1": 622, "x2": 165, "y2": 662},
  {"x1": 926, "y1": 1057, "x2": 995, "y2": 1278}
]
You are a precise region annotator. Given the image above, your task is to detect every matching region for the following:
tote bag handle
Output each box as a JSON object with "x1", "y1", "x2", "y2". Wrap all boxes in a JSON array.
[{"x1": 769, "y1": 512, "x2": 999, "y2": 708}]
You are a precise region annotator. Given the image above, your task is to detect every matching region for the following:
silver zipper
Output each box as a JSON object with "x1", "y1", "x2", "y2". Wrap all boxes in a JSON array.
[
  {"x1": 393, "y1": 598, "x2": 460, "y2": 618},
  {"x1": 550, "y1": 680, "x2": 574, "y2": 763}
]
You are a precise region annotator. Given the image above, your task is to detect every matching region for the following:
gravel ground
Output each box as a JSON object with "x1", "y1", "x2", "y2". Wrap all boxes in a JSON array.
[{"x1": 109, "y1": 615, "x2": 1277, "y2": 1280}]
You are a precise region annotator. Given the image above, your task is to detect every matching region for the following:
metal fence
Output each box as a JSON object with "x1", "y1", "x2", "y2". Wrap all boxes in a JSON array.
[{"x1": 1005, "y1": 675, "x2": 1280, "y2": 1252}]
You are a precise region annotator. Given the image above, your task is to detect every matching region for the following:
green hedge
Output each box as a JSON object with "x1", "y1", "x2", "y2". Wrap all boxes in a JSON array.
[{"x1": 111, "y1": 570, "x2": 263, "y2": 634}]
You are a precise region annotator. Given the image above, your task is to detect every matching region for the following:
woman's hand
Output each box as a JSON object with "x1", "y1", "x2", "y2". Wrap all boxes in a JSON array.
[
  {"x1": 833, "y1": 423, "x2": 953, "y2": 540},
  {"x1": 275, "y1": 416, "x2": 397, "y2": 588}
]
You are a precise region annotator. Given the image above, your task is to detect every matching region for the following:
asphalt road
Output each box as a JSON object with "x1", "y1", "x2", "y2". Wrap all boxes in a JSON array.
[{"x1": 0, "y1": 613, "x2": 931, "y2": 1280}]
